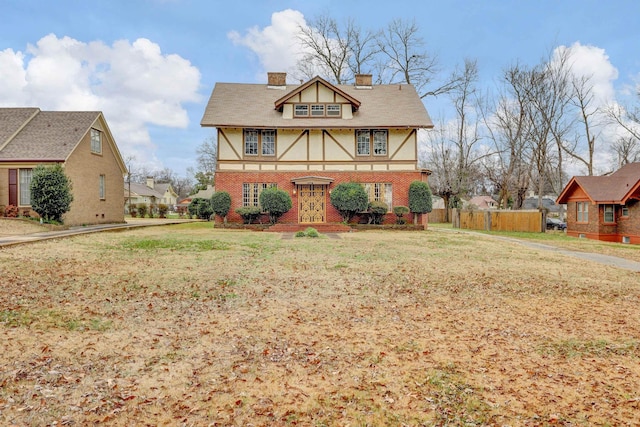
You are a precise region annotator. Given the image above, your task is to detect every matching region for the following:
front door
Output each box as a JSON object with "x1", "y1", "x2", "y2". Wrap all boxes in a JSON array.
[{"x1": 298, "y1": 184, "x2": 326, "y2": 223}]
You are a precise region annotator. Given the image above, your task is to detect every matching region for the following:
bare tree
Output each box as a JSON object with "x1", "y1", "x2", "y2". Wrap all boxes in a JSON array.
[
  {"x1": 424, "y1": 59, "x2": 488, "y2": 219},
  {"x1": 482, "y1": 66, "x2": 532, "y2": 209},
  {"x1": 296, "y1": 15, "x2": 355, "y2": 84},
  {"x1": 196, "y1": 135, "x2": 218, "y2": 177},
  {"x1": 563, "y1": 73, "x2": 601, "y2": 175},
  {"x1": 296, "y1": 15, "x2": 461, "y2": 98},
  {"x1": 612, "y1": 135, "x2": 640, "y2": 167},
  {"x1": 376, "y1": 19, "x2": 461, "y2": 98}
]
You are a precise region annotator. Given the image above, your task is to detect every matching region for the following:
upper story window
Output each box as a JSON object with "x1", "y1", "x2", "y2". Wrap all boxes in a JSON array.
[
  {"x1": 91, "y1": 129, "x2": 102, "y2": 154},
  {"x1": 356, "y1": 130, "x2": 370, "y2": 156},
  {"x1": 326, "y1": 104, "x2": 341, "y2": 116},
  {"x1": 294, "y1": 104, "x2": 309, "y2": 117},
  {"x1": 294, "y1": 103, "x2": 341, "y2": 118},
  {"x1": 357, "y1": 129, "x2": 388, "y2": 156},
  {"x1": 244, "y1": 129, "x2": 276, "y2": 157}
]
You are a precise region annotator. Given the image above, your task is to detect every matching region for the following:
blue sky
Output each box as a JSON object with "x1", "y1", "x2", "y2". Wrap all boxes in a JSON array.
[{"x1": 1, "y1": 0, "x2": 639, "y2": 177}]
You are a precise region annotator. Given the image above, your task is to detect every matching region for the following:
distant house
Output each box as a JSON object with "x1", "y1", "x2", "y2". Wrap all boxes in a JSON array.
[
  {"x1": 0, "y1": 107, "x2": 127, "y2": 225},
  {"x1": 468, "y1": 195, "x2": 498, "y2": 210},
  {"x1": 176, "y1": 185, "x2": 215, "y2": 210},
  {"x1": 556, "y1": 162, "x2": 640, "y2": 244},
  {"x1": 125, "y1": 177, "x2": 178, "y2": 212},
  {"x1": 522, "y1": 195, "x2": 564, "y2": 216}
]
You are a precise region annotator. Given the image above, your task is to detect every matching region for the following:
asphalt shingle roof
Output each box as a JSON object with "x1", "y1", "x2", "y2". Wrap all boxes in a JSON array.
[
  {"x1": 0, "y1": 108, "x2": 101, "y2": 160},
  {"x1": 201, "y1": 80, "x2": 433, "y2": 129},
  {"x1": 558, "y1": 162, "x2": 640, "y2": 204}
]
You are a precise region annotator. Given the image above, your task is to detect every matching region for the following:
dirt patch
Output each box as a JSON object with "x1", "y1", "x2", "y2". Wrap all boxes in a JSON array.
[{"x1": 1, "y1": 224, "x2": 639, "y2": 425}]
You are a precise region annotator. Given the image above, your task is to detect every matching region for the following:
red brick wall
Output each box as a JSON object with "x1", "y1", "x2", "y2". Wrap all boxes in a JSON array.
[
  {"x1": 216, "y1": 170, "x2": 426, "y2": 224},
  {"x1": 566, "y1": 200, "x2": 640, "y2": 243}
]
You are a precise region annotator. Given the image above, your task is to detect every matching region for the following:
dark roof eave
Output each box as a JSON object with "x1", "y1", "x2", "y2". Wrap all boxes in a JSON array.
[
  {"x1": 0, "y1": 158, "x2": 66, "y2": 163},
  {"x1": 203, "y1": 123, "x2": 434, "y2": 129}
]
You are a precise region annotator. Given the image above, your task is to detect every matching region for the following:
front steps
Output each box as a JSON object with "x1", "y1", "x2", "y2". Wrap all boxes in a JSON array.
[{"x1": 265, "y1": 223, "x2": 353, "y2": 233}]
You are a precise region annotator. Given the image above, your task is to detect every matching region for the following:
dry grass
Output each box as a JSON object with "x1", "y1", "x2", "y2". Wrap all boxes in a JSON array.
[{"x1": 1, "y1": 222, "x2": 640, "y2": 426}]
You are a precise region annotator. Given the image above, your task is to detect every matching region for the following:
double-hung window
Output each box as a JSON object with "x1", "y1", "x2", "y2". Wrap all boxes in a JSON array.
[
  {"x1": 244, "y1": 129, "x2": 276, "y2": 157},
  {"x1": 356, "y1": 130, "x2": 370, "y2": 156},
  {"x1": 19, "y1": 169, "x2": 32, "y2": 206},
  {"x1": 356, "y1": 129, "x2": 388, "y2": 156},
  {"x1": 603, "y1": 204, "x2": 615, "y2": 223},
  {"x1": 373, "y1": 130, "x2": 388, "y2": 155},
  {"x1": 261, "y1": 130, "x2": 275, "y2": 156},
  {"x1": 577, "y1": 202, "x2": 588, "y2": 222},
  {"x1": 244, "y1": 130, "x2": 259, "y2": 155},
  {"x1": 91, "y1": 129, "x2": 102, "y2": 154}
]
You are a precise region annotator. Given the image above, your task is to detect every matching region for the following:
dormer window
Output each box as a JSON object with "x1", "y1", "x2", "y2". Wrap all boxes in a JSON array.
[
  {"x1": 294, "y1": 103, "x2": 342, "y2": 118},
  {"x1": 327, "y1": 104, "x2": 341, "y2": 116},
  {"x1": 311, "y1": 105, "x2": 324, "y2": 116},
  {"x1": 295, "y1": 104, "x2": 309, "y2": 117}
]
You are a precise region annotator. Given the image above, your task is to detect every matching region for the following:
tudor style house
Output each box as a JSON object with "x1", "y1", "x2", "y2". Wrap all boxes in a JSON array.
[
  {"x1": 0, "y1": 107, "x2": 127, "y2": 225},
  {"x1": 200, "y1": 73, "x2": 433, "y2": 226},
  {"x1": 556, "y1": 162, "x2": 640, "y2": 244}
]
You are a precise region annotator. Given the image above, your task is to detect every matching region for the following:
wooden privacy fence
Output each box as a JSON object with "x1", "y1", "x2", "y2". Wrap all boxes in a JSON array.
[
  {"x1": 428, "y1": 208, "x2": 451, "y2": 223},
  {"x1": 452, "y1": 209, "x2": 544, "y2": 233}
]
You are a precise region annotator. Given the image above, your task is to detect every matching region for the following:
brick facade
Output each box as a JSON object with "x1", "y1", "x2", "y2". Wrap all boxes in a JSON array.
[
  {"x1": 216, "y1": 170, "x2": 427, "y2": 225},
  {"x1": 566, "y1": 200, "x2": 640, "y2": 244}
]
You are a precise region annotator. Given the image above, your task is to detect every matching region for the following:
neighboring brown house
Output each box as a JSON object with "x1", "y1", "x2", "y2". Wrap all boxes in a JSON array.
[
  {"x1": 0, "y1": 107, "x2": 127, "y2": 225},
  {"x1": 200, "y1": 73, "x2": 433, "y2": 226},
  {"x1": 468, "y1": 195, "x2": 498, "y2": 210},
  {"x1": 556, "y1": 162, "x2": 640, "y2": 244}
]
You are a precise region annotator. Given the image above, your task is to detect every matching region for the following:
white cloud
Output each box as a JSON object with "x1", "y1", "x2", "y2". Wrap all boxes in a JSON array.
[
  {"x1": 0, "y1": 33, "x2": 201, "y2": 170},
  {"x1": 228, "y1": 9, "x2": 308, "y2": 80},
  {"x1": 554, "y1": 42, "x2": 618, "y2": 107}
]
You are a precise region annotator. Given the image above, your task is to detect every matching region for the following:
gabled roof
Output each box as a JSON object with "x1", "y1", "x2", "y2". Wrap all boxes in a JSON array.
[
  {"x1": 557, "y1": 162, "x2": 640, "y2": 204},
  {"x1": 201, "y1": 78, "x2": 433, "y2": 129},
  {"x1": 274, "y1": 76, "x2": 361, "y2": 111},
  {"x1": 0, "y1": 108, "x2": 102, "y2": 161},
  {"x1": 0, "y1": 108, "x2": 126, "y2": 174},
  {"x1": 127, "y1": 182, "x2": 165, "y2": 199}
]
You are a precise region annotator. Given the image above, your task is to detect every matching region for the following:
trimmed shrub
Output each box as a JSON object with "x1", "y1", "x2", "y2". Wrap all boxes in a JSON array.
[
  {"x1": 235, "y1": 206, "x2": 262, "y2": 224},
  {"x1": 188, "y1": 198, "x2": 213, "y2": 220},
  {"x1": 368, "y1": 201, "x2": 388, "y2": 225},
  {"x1": 29, "y1": 164, "x2": 73, "y2": 223},
  {"x1": 329, "y1": 182, "x2": 369, "y2": 223},
  {"x1": 137, "y1": 204, "x2": 148, "y2": 218},
  {"x1": 157, "y1": 204, "x2": 168, "y2": 218},
  {"x1": 211, "y1": 191, "x2": 232, "y2": 222},
  {"x1": 259, "y1": 187, "x2": 292, "y2": 225},
  {"x1": 393, "y1": 205, "x2": 410, "y2": 224},
  {"x1": 409, "y1": 181, "x2": 433, "y2": 224},
  {"x1": 294, "y1": 230, "x2": 306, "y2": 238}
]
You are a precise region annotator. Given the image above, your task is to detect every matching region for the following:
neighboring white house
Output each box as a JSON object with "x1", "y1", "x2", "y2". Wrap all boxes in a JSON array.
[{"x1": 124, "y1": 177, "x2": 178, "y2": 212}]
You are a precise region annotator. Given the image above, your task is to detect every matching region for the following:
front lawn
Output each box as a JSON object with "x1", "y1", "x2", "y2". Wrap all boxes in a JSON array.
[{"x1": 1, "y1": 224, "x2": 639, "y2": 425}]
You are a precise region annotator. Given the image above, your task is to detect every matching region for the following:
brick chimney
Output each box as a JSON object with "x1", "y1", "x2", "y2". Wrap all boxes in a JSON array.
[
  {"x1": 267, "y1": 72, "x2": 287, "y2": 87},
  {"x1": 355, "y1": 74, "x2": 372, "y2": 88}
]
